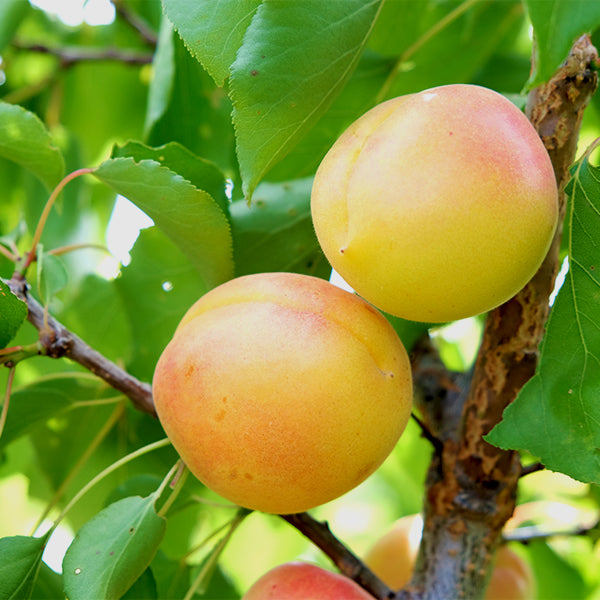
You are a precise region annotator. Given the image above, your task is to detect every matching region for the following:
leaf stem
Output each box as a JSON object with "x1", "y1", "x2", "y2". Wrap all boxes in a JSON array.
[
  {"x1": 157, "y1": 461, "x2": 189, "y2": 518},
  {"x1": 0, "y1": 243, "x2": 17, "y2": 263},
  {"x1": 48, "y1": 437, "x2": 171, "y2": 535},
  {"x1": 375, "y1": 0, "x2": 481, "y2": 104},
  {"x1": 47, "y1": 242, "x2": 111, "y2": 258},
  {"x1": 183, "y1": 508, "x2": 251, "y2": 600},
  {"x1": 0, "y1": 366, "x2": 16, "y2": 441},
  {"x1": 20, "y1": 168, "x2": 94, "y2": 274}
]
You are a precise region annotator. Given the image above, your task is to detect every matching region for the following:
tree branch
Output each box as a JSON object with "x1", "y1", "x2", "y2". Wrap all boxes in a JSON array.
[
  {"x1": 5, "y1": 273, "x2": 156, "y2": 417},
  {"x1": 281, "y1": 512, "x2": 395, "y2": 600},
  {"x1": 408, "y1": 35, "x2": 599, "y2": 600},
  {"x1": 11, "y1": 41, "x2": 154, "y2": 67}
]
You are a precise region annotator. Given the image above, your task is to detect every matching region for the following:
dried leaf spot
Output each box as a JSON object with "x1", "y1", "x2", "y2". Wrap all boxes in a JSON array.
[
  {"x1": 129, "y1": 526, "x2": 135, "y2": 533},
  {"x1": 251, "y1": 70, "x2": 259, "y2": 76}
]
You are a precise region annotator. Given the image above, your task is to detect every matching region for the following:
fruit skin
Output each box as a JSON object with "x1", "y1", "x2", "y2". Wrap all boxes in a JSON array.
[
  {"x1": 152, "y1": 272, "x2": 412, "y2": 514},
  {"x1": 311, "y1": 83, "x2": 558, "y2": 323},
  {"x1": 241, "y1": 561, "x2": 375, "y2": 600},
  {"x1": 363, "y1": 514, "x2": 422, "y2": 590},
  {"x1": 364, "y1": 515, "x2": 535, "y2": 598}
]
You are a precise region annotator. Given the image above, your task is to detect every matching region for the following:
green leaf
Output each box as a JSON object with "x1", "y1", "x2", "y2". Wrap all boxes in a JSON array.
[
  {"x1": 62, "y1": 495, "x2": 166, "y2": 600},
  {"x1": 161, "y1": 0, "x2": 261, "y2": 86},
  {"x1": 525, "y1": 0, "x2": 600, "y2": 88},
  {"x1": 486, "y1": 147, "x2": 600, "y2": 484},
  {"x1": 144, "y1": 17, "x2": 176, "y2": 138},
  {"x1": 115, "y1": 227, "x2": 209, "y2": 381},
  {"x1": 229, "y1": 178, "x2": 330, "y2": 279},
  {"x1": 93, "y1": 157, "x2": 233, "y2": 289},
  {"x1": 120, "y1": 567, "x2": 158, "y2": 600},
  {"x1": 0, "y1": 279, "x2": 27, "y2": 349},
  {"x1": 35, "y1": 247, "x2": 68, "y2": 308},
  {"x1": 230, "y1": 0, "x2": 383, "y2": 199},
  {"x1": 0, "y1": 534, "x2": 48, "y2": 600},
  {"x1": 111, "y1": 141, "x2": 229, "y2": 214},
  {"x1": 0, "y1": 0, "x2": 30, "y2": 52},
  {"x1": 0, "y1": 103, "x2": 65, "y2": 191},
  {"x1": 0, "y1": 374, "x2": 113, "y2": 448},
  {"x1": 526, "y1": 540, "x2": 587, "y2": 600},
  {"x1": 145, "y1": 30, "x2": 237, "y2": 175}
]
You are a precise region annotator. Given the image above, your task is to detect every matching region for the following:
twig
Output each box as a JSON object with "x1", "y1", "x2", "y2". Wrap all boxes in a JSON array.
[
  {"x1": 519, "y1": 462, "x2": 545, "y2": 477},
  {"x1": 281, "y1": 512, "x2": 395, "y2": 600},
  {"x1": 113, "y1": 0, "x2": 158, "y2": 47},
  {"x1": 503, "y1": 521, "x2": 599, "y2": 544},
  {"x1": 5, "y1": 273, "x2": 156, "y2": 417},
  {"x1": 11, "y1": 41, "x2": 154, "y2": 67}
]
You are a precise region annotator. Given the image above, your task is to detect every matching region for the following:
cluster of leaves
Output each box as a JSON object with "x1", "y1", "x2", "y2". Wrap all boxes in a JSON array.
[{"x1": 0, "y1": 0, "x2": 599, "y2": 598}]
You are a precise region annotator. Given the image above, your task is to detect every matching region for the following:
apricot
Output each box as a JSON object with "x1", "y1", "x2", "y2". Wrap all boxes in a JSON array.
[
  {"x1": 152, "y1": 272, "x2": 412, "y2": 514},
  {"x1": 241, "y1": 561, "x2": 375, "y2": 599},
  {"x1": 364, "y1": 515, "x2": 535, "y2": 598},
  {"x1": 311, "y1": 83, "x2": 558, "y2": 323}
]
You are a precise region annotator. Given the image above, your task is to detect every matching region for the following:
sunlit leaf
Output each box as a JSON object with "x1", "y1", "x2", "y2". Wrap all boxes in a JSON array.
[
  {"x1": 63, "y1": 495, "x2": 166, "y2": 600},
  {"x1": 486, "y1": 145, "x2": 600, "y2": 483},
  {"x1": 0, "y1": 103, "x2": 65, "y2": 191},
  {"x1": 161, "y1": 0, "x2": 261, "y2": 86},
  {"x1": 112, "y1": 141, "x2": 229, "y2": 214},
  {"x1": 0, "y1": 0, "x2": 30, "y2": 52},
  {"x1": 230, "y1": 0, "x2": 383, "y2": 199},
  {"x1": 525, "y1": 0, "x2": 600, "y2": 88},
  {"x1": 0, "y1": 279, "x2": 26, "y2": 349},
  {"x1": 93, "y1": 157, "x2": 233, "y2": 289}
]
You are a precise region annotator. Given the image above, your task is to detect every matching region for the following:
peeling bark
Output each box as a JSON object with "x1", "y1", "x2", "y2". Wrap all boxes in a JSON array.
[{"x1": 404, "y1": 35, "x2": 598, "y2": 600}]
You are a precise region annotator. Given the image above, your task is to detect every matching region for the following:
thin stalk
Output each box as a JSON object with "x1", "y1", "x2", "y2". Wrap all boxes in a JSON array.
[
  {"x1": 376, "y1": 0, "x2": 481, "y2": 104},
  {"x1": 0, "y1": 366, "x2": 16, "y2": 441},
  {"x1": 183, "y1": 508, "x2": 251, "y2": 600},
  {"x1": 32, "y1": 400, "x2": 127, "y2": 533},
  {"x1": 157, "y1": 462, "x2": 189, "y2": 518},
  {"x1": 20, "y1": 168, "x2": 94, "y2": 273},
  {"x1": 47, "y1": 437, "x2": 171, "y2": 535},
  {"x1": 0, "y1": 244, "x2": 17, "y2": 262},
  {"x1": 47, "y1": 242, "x2": 111, "y2": 257}
]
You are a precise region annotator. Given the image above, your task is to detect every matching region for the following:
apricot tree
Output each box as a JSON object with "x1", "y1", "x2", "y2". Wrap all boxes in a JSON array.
[{"x1": 0, "y1": 1, "x2": 600, "y2": 599}]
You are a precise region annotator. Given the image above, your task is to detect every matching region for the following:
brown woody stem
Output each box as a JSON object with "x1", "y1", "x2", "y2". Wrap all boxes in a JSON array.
[
  {"x1": 405, "y1": 35, "x2": 598, "y2": 600},
  {"x1": 5, "y1": 273, "x2": 156, "y2": 417}
]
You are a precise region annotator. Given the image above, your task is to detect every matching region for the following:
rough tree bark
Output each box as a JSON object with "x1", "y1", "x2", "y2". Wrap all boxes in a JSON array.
[{"x1": 405, "y1": 35, "x2": 598, "y2": 600}]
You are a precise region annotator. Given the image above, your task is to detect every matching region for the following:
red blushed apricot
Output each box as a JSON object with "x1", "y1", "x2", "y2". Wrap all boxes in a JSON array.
[
  {"x1": 241, "y1": 562, "x2": 375, "y2": 600},
  {"x1": 152, "y1": 272, "x2": 412, "y2": 514},
  {"x1": 311, "y1": 84, "x2": 558, "y2": 323}
]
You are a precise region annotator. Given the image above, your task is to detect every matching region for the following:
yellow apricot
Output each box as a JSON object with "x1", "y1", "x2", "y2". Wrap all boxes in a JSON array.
[
  {"x1": 363, "y1": 514, "x2": 422, "y2": 590},
  {"x1": 311, "y1": 84, "x2": 558, "y2": 323},
  {"x1": 242, "y1": 562, "x2": 375, "y2": 600},
  {"x1": 152, "y1": 272, "x2": 412, "y2": 514}
]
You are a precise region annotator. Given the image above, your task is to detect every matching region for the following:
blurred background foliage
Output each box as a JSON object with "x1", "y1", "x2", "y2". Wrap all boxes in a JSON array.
[{"x1": 0, "y1": 1, "x2": 599, "y2": 598}]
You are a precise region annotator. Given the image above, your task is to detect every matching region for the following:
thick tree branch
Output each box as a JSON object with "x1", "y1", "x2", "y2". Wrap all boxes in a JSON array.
[
  {"x1": 406, "y1": 35, "x2": 599, "y2": 600},
  {"x1": 281, "y1": 512, "x2": 395, "y2": 600},
  {"x1": 5, "y1": 273, "x2": 156, "y2": 417}
]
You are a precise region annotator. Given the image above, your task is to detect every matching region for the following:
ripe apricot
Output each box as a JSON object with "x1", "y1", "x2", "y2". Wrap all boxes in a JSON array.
[
  {"x1": 311, "y1": 84, "x2": 558, "y2": 322},
  {"x1": 241, "y1": 562, "x2": 375, "y2": 599},
  {"x1": 152, "y1": 272, "x2": 412, "y2": 514}
]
